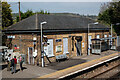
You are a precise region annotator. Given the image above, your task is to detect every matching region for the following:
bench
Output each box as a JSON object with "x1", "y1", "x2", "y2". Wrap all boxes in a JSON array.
[{"x1": 56, "y1": 54, "x2": 67, "y2": 62}]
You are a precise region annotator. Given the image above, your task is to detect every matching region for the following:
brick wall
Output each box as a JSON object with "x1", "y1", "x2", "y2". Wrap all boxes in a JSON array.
[{"x1": 6, "y1": 31, "x2": 109, "y2": 66}]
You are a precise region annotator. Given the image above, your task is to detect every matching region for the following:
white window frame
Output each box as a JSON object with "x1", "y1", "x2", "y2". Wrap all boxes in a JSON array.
[
  {"x1": 88, "y1": 35, "x2": 92, "y2": 49},
  {"x1": 63, "y1": 38, "x2": 69, "y2": 54},
  {"x1": 44, "y1": 39, "x2": 54, "y2": 57},
  {"x1": 97, "y1": 35, "x2": 100, "y2": 39},
  {"x1": 104, "y1": 34, "x2": 107, "y2": 41}
]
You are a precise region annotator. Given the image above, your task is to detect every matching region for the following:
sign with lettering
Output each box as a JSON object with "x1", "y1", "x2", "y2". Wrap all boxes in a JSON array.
[{"x1": 56, "y1": 39, "x2": 62, "y2": 42}]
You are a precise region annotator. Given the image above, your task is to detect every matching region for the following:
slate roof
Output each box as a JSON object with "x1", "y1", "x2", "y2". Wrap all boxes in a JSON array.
[{"x1": 4, "y1": 14, "x2": 109, "y2": 33}]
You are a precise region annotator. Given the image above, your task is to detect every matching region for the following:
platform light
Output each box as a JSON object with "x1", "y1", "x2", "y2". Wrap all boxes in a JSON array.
[{"x1": 40, "y1": 21, "x2": 47, "y2": 67}]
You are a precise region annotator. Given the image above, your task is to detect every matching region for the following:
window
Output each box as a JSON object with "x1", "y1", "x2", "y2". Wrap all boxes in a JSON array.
[
  {"x1": 44, "y1": 39, "x2": 54, "y2": 57},
  {"x1": 104, "y1": 34, "x2": 107, "y2": 42},
  {"x1": 97, "y1": 35, "x2": 100, "y2": 39},
  {"x1": 104, "y1": 34, "x2": 107, "y2": 38},
  {"x1": 88, "y1": 35, "x2": 92, "y2": 49},
  {"x1": 63, "y1": 38, "x2": 69, "y2": 54},
  {"x1": 89, "y1": 35, "x2": 92, "y2": 44}
]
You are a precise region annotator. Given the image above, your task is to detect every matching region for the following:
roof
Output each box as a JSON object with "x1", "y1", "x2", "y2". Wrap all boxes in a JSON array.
[{"x1": 4, "y1": 14, "x2": 110, "y2": 33}]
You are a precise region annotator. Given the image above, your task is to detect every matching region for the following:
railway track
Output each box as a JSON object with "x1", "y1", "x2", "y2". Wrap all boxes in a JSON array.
[
  {"x1": 66, "y1": 56, "x2": 120, "y2": 80},
  {"x1": 89, "y1": 64, "x2": 120, "y2": 79},
  {"x1": 36, "y1": 53, "x2": 120, "y2": 80},
  {"x1": 111, "y1": 71, "x2": 120, "y2": 79}
]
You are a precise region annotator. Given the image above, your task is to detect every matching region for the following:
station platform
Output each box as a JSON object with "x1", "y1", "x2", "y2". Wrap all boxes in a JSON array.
[
  {"x1": 1, "y1": 50, "x2": 120, "y2": 79},
  {"x1": 35, "y1": 50, "x2": 120, "y2": 79}
]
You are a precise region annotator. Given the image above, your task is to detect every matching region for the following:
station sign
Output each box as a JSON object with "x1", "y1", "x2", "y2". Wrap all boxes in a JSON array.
[{"x1": 56, "y1": 39, "x2": 62, "y2": 42}]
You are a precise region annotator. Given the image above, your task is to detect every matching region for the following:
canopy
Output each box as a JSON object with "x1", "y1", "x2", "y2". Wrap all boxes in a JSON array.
[{"x1": 91, "y1": 37, "x2": 116, "y2": 41}]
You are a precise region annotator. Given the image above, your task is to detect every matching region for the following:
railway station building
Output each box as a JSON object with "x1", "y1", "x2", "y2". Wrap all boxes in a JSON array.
[{"x1": 3, "y1": 14, "x2": 116, "y2": 66}]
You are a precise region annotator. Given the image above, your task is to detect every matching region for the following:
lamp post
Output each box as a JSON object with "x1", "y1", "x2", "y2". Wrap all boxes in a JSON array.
[
  {"x1": 88, "y1": 22, "x2": 98, "y2": 55},
  {"x1": 40, "y1": 21, "x2": 47, "y2": 67}
]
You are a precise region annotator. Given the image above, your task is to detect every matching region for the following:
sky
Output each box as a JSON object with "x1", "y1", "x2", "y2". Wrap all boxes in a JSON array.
[
  {"x1": 3, "y1": 0, "x2": 113, "y2": 2},
  {"x1": 6, "y1": 0, "x2": 115, "y2": 15},
  {"x1": 9, "y1": 2, "x2": 108, "y2": 16}
]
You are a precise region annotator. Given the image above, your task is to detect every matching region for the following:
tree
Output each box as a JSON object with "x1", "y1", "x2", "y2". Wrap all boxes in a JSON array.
[
  {"x1": 98, "y1": 1, "x2": 120, "y2": 35},
  {"x1": 17, "y1": 10, "x2": 34, "y2": 22},
  {"x1": 98, "y1": 9, "x2": 111, "y2": 24},
  {"x1": 99, "y1": 3, "x2": 110, "y2": 14},
  {"x1": 2, "y1": 2, "x2": 13, "y2": 29},
  {"x1": 17, "y1": 10, "x2": 50, "y2": 22}
]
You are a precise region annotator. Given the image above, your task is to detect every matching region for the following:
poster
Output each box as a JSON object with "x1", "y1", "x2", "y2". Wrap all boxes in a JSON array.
[{"x1": 56, "y1": 45, "x2": 62, "y2": 52}]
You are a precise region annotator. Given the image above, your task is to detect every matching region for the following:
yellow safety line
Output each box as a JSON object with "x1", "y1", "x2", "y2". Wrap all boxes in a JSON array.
[{"x1": 35, "y1": 52, "x2": 119, "y2": 79}]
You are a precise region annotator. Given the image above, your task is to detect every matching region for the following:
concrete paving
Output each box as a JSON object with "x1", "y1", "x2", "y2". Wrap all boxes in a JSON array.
[
  {"x1": 1, "y1": 64, "x2": 56, "y2": 78},
  {"x1": 45, "y1": 50, "x2": 118, "y2": 70},
  {"x1": 39, "y1": 51, "x2": 120, "y2": 79},
  {"x1": 1, "y1": 50, "x2": 118, "y2": 79}
]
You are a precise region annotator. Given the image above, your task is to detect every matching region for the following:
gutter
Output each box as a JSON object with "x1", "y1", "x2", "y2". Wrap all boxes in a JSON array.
[{"x1": 2, "y1": 28, "x2": 110, "y2": 34}]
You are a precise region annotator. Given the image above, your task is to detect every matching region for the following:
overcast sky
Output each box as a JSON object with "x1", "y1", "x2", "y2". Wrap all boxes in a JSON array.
[{"x1": 9, "y1": 2, "x2": 108, "y2": 15}]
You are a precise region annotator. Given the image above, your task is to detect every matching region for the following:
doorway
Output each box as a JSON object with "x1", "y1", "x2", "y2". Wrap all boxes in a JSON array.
[
  {"x1": 28, "y1": 47, "x2": 33, "y2": 64},
  {"x1": 75, "y1": 40, "x2": 82, "y2": 56}
]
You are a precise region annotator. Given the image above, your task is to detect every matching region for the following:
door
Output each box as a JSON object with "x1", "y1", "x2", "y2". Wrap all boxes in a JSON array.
[
  {"x1": 63, "y1": 38, "x2": 68, "y2": 54},
  {"x1": 76, "y1": 40, "x2": 81, "y2": 56},
  {"x1": 28, "y1": 47, "x2": 33, "y2": 64}
]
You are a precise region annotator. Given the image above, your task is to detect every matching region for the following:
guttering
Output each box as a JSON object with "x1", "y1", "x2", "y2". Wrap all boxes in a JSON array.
[{"x1": 2, "y1": 28, "x2": 110, "y2": 34}]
